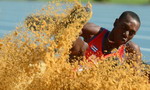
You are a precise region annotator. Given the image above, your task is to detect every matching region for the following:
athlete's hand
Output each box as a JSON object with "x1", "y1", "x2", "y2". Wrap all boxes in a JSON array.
[{"x1": 69, "y1": 37, "x2": 88, "y2": 62}]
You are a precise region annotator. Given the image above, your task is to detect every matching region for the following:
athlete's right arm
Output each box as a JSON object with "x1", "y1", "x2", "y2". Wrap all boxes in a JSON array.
[
  {"x1": 69, "y1": 23, "x2": 101, "y2": 62},
  {"x1": 69, "y1": 37, "x2": 88, "y2": 63},
  {"x1": 81, "y1": 22, "x2": 101, "y2": 35},
  {"x1": 80, "y1": 22, "x2": 101, "y2": 42}
]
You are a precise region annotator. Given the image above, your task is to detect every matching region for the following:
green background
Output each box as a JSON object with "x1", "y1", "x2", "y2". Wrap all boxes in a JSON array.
[{"x1": 0, "y1": 0, "x2": 150, "y2": 4}]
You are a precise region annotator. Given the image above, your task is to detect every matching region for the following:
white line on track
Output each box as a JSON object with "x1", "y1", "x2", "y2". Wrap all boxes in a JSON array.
[
  {"x1": 134, "y1": 35, "x2": 150, "y2": 40},
  {"x1": 141, "y1": 47, "x2": 150, "y2": 52}
]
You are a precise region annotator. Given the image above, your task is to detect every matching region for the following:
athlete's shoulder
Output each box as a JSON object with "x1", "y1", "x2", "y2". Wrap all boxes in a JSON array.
[
  {"x1": 100, "y1": 27, "x2": 110, "y2": 32},
  {"x1": 82, "y1": 22, "x2": 101, "y2": 35},
  {"x1": 125, "y1": 41, "x2": 141, "y2": 53},
  {"x1": 97, "y1": 27, "x2": 110, "y2": 36}
]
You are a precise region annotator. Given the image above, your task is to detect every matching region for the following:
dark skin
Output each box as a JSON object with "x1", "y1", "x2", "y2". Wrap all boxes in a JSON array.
[
  {"x1": 70, "y1": 15, "x2": 150, "y2": 81},
  {"x1": 69, "y1": 37, "x2": 88, "y2": 62},
  {"x1": 70, "y1": 15, "x2": 142, "y2": 64}
]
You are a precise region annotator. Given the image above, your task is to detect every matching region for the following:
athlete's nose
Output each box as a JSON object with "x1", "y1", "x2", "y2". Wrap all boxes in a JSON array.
[{"x1": 123, "y1": 30, "x2": 129, "y2": 38}]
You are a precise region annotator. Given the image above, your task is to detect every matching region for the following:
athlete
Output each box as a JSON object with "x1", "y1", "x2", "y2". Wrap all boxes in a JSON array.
[{"x1": 70, "y1": 11, "x2": 142, "y2": 65}]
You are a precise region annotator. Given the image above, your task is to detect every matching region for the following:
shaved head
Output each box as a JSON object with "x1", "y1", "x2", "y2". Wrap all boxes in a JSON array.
[{"x1": 119, "y1": 11, "x2": 141, "y2": 25}]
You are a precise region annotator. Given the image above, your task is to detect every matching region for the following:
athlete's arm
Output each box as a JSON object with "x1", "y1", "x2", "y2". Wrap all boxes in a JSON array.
[
  {"x1": 80, "y1": 22, "x2": 101, "y2": 42},
  {"x1": 125, "y1": 41, "x2": 142, "y2": 65},
  {"x1": 69, "y1": 23, "x2": 101, "y2": 62},
  {"x1": 69, "y1": 37, "x2": 88, "y2": 63}
]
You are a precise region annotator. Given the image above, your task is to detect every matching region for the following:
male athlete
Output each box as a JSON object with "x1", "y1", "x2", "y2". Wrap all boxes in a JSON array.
[{"x1": 70, "y1": 11, "x2": 142, "y2": 65}]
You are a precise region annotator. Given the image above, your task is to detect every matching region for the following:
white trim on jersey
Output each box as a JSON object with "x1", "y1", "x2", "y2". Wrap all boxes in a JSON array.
[{"x1": 90, "y1": 45, "x2": 98, "y2": 52}]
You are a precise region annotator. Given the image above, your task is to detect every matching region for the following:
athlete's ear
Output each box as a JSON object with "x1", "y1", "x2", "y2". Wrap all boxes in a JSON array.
[{"x1": 114, "y1": 18, "x2": 119, "y2": 27}]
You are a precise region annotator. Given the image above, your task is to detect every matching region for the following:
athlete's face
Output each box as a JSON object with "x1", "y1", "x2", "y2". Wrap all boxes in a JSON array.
[{"x1": 113, "y1": 15, "x2": 140, "y2": 46}]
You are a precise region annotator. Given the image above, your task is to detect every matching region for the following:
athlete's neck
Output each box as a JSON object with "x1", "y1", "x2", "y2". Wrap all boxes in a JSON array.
[{"x1": 103, "y1": 32, "x2": 118, "y2": 52}]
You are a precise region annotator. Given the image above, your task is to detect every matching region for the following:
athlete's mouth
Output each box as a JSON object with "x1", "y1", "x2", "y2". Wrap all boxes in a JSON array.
[{"x1": 121, "y1": 38, "x2": 127, "y2": 43}]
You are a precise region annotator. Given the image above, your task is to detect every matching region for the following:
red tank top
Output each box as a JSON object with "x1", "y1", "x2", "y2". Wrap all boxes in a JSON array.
[{"x1": 85, "y1": 28, "x2": 125, "y2": 63}]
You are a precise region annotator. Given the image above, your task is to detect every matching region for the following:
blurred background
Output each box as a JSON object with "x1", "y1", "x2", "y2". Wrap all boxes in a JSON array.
[{"x1": 0, "y1": 0, "x2": 150, "y2": 63}]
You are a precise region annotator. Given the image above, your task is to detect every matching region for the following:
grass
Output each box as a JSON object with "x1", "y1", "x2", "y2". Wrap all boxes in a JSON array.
[
  {"x1": 1, "y1": 0, "x2": 150, "y2": 4},
  {"x1": 109, "y1": 0, "x2": 150, "y2": 4}
]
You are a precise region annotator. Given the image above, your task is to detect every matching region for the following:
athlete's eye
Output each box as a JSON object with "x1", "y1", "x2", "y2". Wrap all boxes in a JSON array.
[{"x1": 129, "y1": 31, "x2": 135, "y2": 36}]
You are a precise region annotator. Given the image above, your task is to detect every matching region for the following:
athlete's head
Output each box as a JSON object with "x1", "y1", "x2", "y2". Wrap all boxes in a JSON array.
[{"x1": 111, "y1": 11, "x2": 140, "y2": 46}]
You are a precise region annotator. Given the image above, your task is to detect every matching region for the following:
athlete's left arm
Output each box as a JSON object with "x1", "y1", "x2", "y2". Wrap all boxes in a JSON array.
[{"x1": 125, "y1": 41, "x2": 142, "y2": 65}]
